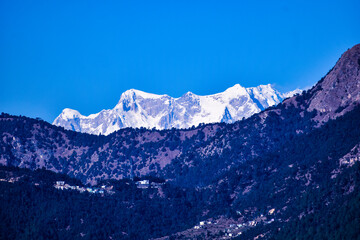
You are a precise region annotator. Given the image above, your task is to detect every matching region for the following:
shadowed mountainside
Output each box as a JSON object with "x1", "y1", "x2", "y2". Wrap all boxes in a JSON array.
[
  {"x1": 0, "y1": 45, "x2": 360, "y2": 187},
  {"x1": 0, "y1": 44, "x2": 360, "y2": 239}
]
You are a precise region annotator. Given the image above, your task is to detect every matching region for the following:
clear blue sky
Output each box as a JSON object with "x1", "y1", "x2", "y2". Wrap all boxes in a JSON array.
[{"x1": 1, "y1": 0, "x2": 359, "y2": 122}]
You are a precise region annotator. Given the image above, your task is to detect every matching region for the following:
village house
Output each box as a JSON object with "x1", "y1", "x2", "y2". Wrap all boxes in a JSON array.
[
  {"x1": 56, "y1": 181, "x2": 64, "y2": 185},
  {"x1": 136, "y1": 180, "x2": 150, "y2": 189},
  {"x1": 55, "y1": 181, "x2": 65, "y2": 190},
  {"x1": 54, "y1": 180, "x2": 111, "y2": 195},
  {"x1": 268, "y1": 208, "x2": 275, "y2": 215}
]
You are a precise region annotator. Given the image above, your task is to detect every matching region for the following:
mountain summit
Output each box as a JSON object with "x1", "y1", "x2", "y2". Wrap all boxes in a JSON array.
[
  {"x1": 53, "y1": 84, "x2": 301, "y2": 135},
  {"x1": 307, "y1": 44, "x2": 360, "y2": 122}
]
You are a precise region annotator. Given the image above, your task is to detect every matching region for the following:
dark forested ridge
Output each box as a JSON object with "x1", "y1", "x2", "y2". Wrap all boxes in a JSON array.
[
  {"x1": 0, "y1": 166, "x2": 212, "y2": 240},
  {"x1": 0, "y1": 44, "x2": 360, "y2": 239},
  {"x1": 1, "y1": 106, "x2": 360, "y2": 239},
  {"x1": 2, "y1": 45, "x2": 360, "y2": 187},
  {"x1": 0, "y1": 96, "x2": 317, "y2": 187}
]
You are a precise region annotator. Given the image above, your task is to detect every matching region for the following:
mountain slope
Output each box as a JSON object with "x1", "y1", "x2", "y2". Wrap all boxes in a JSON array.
[
  {"x1": 1, "y1": 44, "x2": 360, "y2": 239},
  {"x1": 53, "y1": 84, "x2": 301, "y2": 135},
  {"x1": 1, "y1": 45, "x2": 359, "y2": 187}
]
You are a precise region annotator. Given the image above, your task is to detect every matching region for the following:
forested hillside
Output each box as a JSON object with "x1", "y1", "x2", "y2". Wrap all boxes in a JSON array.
[{"x1": 1, "y1": 44, "x2": 360, "y2": 239}]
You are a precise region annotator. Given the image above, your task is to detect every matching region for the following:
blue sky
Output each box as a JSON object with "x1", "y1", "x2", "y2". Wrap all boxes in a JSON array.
[{"x1": 1, "y1": 0, "x2": 359, "y2": 122}]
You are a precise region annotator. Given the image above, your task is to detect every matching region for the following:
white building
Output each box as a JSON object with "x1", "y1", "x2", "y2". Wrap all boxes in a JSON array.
[{"x1": 136, "y1": 180, "x2": 150, "y2": 188}]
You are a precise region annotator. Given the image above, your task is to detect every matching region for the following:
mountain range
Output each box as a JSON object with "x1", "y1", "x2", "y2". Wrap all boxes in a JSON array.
[
  {"x1": 0, "y1": 44, "x2": 360, "y2": 239},
  {"x1": 53, "y1": 84, "x2": 301, "y2": 135}
]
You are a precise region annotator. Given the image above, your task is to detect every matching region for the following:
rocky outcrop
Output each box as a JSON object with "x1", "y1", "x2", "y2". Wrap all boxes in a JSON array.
[{"x1": 307, "y1": 44, "x2": 360, "y2": 123}]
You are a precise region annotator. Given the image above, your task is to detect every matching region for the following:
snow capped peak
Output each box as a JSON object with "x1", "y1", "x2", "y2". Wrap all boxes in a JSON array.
[
  {"x1": 115, "y1": 89, "x2": 168, "y2": 111},
  {"x1": 245, "y1": 84, "x2": 282, "y2": 109},
  {"x1": 248, "y1": 84, "x2": 276, "y2": 93},
  {"x1": 118, "y1": 88, "x2": 168, "y2": 102},
  {"x1": 53, "y1": 108, "x2": 83, "y2": 132},
  {"x1": 60, "y1": 108, "x2": 82, "y2": 119},
  {"x1": 283, "y1": 89, "x2": 303, "y2": 98},
  {"x1": 224, "y1": 83, "x2": 246, "y2": 93},
  {"x1": 230, "y1": 83, "x2": 243, "y2": 89},
  {"x1": 53, "y1": 84, "x2": 300, "y2": 135},
  {"x1": 181, "y1": 91, "x2": 198, "y2": 98},
  {"x1": 118, "y1": 89, "x2": 137, "y2": 103},
  {"x1": 122, "y1": 88, "x2": 137, "y2": 95}
]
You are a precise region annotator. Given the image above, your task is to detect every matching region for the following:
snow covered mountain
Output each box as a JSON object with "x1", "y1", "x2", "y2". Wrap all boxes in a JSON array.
[{"x1": 53, "y1": 84, "x2": 301, "y2": 135}]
